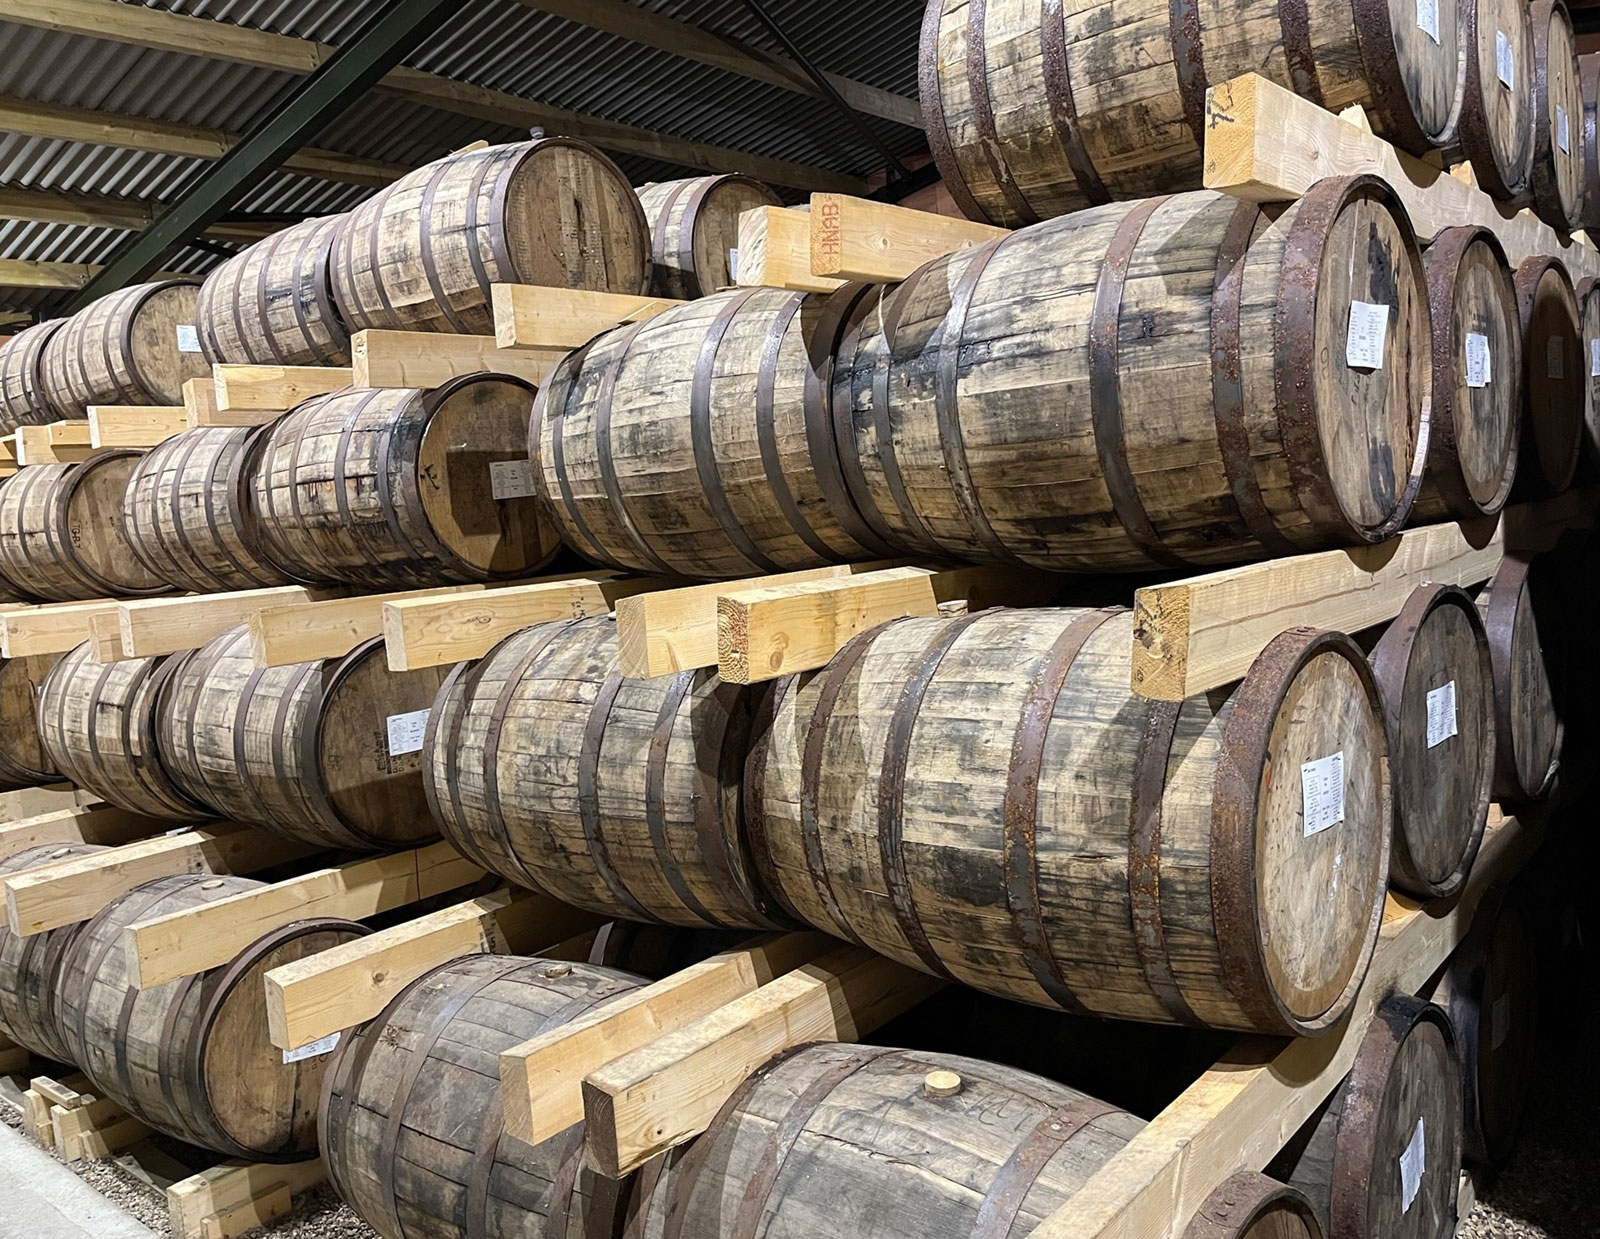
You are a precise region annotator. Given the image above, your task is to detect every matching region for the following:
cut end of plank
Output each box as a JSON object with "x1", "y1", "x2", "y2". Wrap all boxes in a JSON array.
[
  {"x1": 1129, "y1": 585, "x2": 1191, "y2": 701},
  {"x1": 715, "y1": 596, "x2": 754, "y2": 684}
]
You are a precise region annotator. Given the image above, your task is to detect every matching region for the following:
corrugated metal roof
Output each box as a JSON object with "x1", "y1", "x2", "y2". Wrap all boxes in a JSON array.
[{"x1": 0, "y1": 0, "x2": 927, "y2": 318}]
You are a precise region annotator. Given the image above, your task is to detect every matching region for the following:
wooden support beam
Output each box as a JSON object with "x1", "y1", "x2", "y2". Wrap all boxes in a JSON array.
[
  {"x1": 114, "y1": 586, "x2": 329, "y2": 660},
  {"x1": 716, "y1": 564, "x2": 1064, "y2": 684},
  {"x1": 0, "y1": 185, "x2": 278, "y2": 242},
  {"x1": 87, "y1": 611, "x2": 125, "y2": 662},
  {"x1": 736, "y1": 206, "x2": 844, "y2": 292},
  {"x1": 0, "y1": 600, "x2": 120, "y2": 657},
  {"x1": 3, "y1": 825, "x2": 317, "y2": 936},
  {"x1": 212, "y1": 364, "x2": 351, "y2": 412},
  {"x1": 15, "y1": 423, "x2": 92, "y2": 465},
  {"x1": 582, "y1": 943, "x2": 941, "y2": 1176},
  {"x1": 168, "y1": 1160, "x2": 327, "y2": 1239},
  {"x1": 123, "y1": 840, "x2": 485, "y2": 988},
  {"x1": 263, "y1": 888, "x2": 604, "y2": 1050},
  {"x1": 501, "y1": 931, "x2": 832, "y2": 1147},
  {"x1": 250, "y1": 582, "x2": 493, "y2": 666},
  {"x1": 492, "y1": 284, "x2": 685, "y2": 351},
  {"x1": 0, "y1": 804, "x2": 169, "y2": 862},
  {"x1": 87, "y1": 404, "x2": 187, "y2": 448},
  {"x1": 53, "y1": 1093, "x2": 152, "y2": 1161},
  {"x1": 182, "y1": 376, "x2": 264, "y2": 429},
  {"x1": 809, "y1": 194, "x2": 1007, "y2": 282},
  {"x1": 0, "y1": 257, "x2": 189, "y2": 290},
  {"x1": 382, "y1": 573, "x2": 668, "y2": 671},
  {"x1": 350, "y1": 329, "x2": 564, "y2": 389}
]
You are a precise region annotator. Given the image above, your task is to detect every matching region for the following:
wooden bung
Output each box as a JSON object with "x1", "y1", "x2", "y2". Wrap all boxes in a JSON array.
[
  {"x1": 39, "y1": 280, "x2": 210, "y2": 417},
  {"x1": 0, "y1": 319, "x2": 69, "y2": 431},
  {"x1": 636, "y1": 174, "x2": 781, "y2": 300},
  {"x1": 0, "y1": 843, "x2": 106, "y2": 1063}
]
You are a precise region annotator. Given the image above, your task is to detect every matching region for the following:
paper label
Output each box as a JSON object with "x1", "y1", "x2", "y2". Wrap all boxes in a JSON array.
[
  {"x1": 1426, "y1": 680, "x2": 1458, "y2": 748},
  {"x1": 1496, "y1": 30, "x2": 1514, "y2": 89},
  {"x1": 727, "y1": 247, "x2": 739, "y2": 280},
  {"x1": 1559, "y1": 105, "x2": 1571, "y2": 154},
  {"x1": 1399, "y1": 1118, "x2": 1426, "y2": 1213},
  {"x1": 1416, "y1": 0, "x2": 1440, "y2": 42},
  {"x1": 1491, "y1": 991, "x2": 1511, "y2": 1050},
  {"x1": 283, "y1": 1030, "x2": 341, "y2": 1064},
  {"x1": 489, "y1": 458, "x2": 538, "y2": 500},
  {"x1": 1465, "y1": 332, "x2": 1491, "y2": 388},
  {"x1": 1301, "y1": 752, "x2": 1346, "y2": 836},
  {"x1": 1346, "y1": 301, "x2": 1389, "y2": 370},
  {"x1": 175, "y1": 323, "x2": 202, "y2": 353},
  {"x1": 1548, "y1": 336, "x2": 1565, "y2": 380},
  {"x1": 1590, "y1": 337, "x2": 1599, "y2": 376},
  {"x1": 385, "y1": 708, "x2": 430, "y2": 756}
]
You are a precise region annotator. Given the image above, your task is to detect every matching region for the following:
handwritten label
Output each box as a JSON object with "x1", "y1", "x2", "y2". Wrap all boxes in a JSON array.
[
  {"x1": 1416, "y1": 0, "x2": 1440, "y2": 42},
  {"x1": 1301, "y1": 752, "x2": 1345, "y2": 836},
  {"x1": 727, "y1": 247, "x2": 739, "y2": 281},
  {"x1": 175, "y1": 324, "x2": 202, "y2": 353},
  {"x1": 489, "y1": 458, "x2": 537, "y2": 500},
  {"x1": 1590, "y1": 337, "x2": 1599, "y2": 376},
  {"x1": 1496, "y1": 30, "x2": 1514, "y2": 89},
  {"x1": 283, "y1": 1030, "x2": 341, "y2": 1064},
  {"x1": 1558, "y1": 105, "x2": 1571, "y2": 154},
  {"x1": 1465, "y1": 332, "x2": 1491, "y2": 387},
  {"x1": 1426, "y1": 680, "x2": 1457, "y2": 748},
  {"x1": 385, "y1": 708, "x2": 430, "y2": 756},
  {"x1": 1548, "y1": 337, "x2": 1565, "y2": 380},
  {"x1": 1399, "y1": 1118, "x2": 1426, "y2": 1213},
  {"x1": 1491, "y1": 991, "x2": 1511, "y2": 1050},
  {"x1": 1346, "y1": 301, "x2": 1389, "y2": 370}
]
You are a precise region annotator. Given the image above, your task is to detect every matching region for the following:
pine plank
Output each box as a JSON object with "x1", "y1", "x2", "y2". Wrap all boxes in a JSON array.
[
  {"x1": 809, "y1": 193, "x2": 1006, "y2": 281},
  {"x1": 212, "y1": 364, "x2": 351, "y2": 412},
  {"x1": 350, "y1": 328, "x2": 564, "y2": 389},
  {"x1": 491, "y1": 283, "x2": 685, "y2": 350}
]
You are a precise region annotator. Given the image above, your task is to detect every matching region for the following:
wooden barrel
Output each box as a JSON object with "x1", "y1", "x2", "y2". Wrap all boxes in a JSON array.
[
  {"x1": 535, "y1": 282, "x2": 887, "y2": 578},
  {"x1": 1578, "y1": 276, "x2": 1600, "y2": 467},
  {"x1": 194, "y1": 215, "x2": 350, "y2": 367},
  {"x1": 0, "y1": 319, "x2": 70, "y2": 430},
  {"x1": 1411, "y1": 228, "x2": 1521, "y2": 523},
  {"x1": 427, "y1": 615, "x2": 787, "y2": 930},
  {"x1": 1367, "y1": 586, "x2": 1493, "y2": 900},
  {"x1": 1428, "y1": 888, "x2": 1536, "y2": 1167},
  {"x1": 56, "y1": 873, "x2": 366, "y2": 1160},
  {"x1": 38, "y1": 643, "x2": 211, "y2": 821},
  {"x1": 631, "y1": 1042, "x2": 1147, "y2": 1239},
  {"x1": 39, "y1": 280, "x2": 209, "y2": 416},
  {"x1": 1184, "y1": 1173, "x2": 1325, "y2": 1239},
  {"x1": 918, "y1": 0, "x2": 1462, "y2": 226},
  {"x1": 0, "y1": 842, "x2": 106, "y2": 1063},
  {"x1": 833, "y1": 177, "x2": 1429, "y2": 572},
  {"x1": 1274, "y1": 995, "x2": 1462, "y2": 1239},
  {"x1": 1529, "y1": 0, "x2": 1584, "y2": 230},
  {"x1": 636, "y1": 175, "x2": 781, "y2": 299},
  {"x1": 1457, "y1": 0, "x2": 1537, "y2": 200},
  {"x1": 330, "y1": 139, "x2": 650, "y2": 335},
  {"x1": 1512, "y1": 256, "x2": 1583, "y2": 498},
  {"x1": 748, "y1": 610, "x2": 1392, "y2": 1036},
  {"x1": 252, "y1": 378, "x2": 560, "y2": 589},
  {"x1": 157, "y1": 626, "x2": 449, "y2": 850},
  {"x1": 1582, "y1": 54, "x2": 1600, "y2": 228},
  {"x1": 321, "y1": 954, "x2": 645, "y2": 1239},
  {"x1": 122, "y1": 426, "x2": 292, "y2": 594},
  {"x1": 0, "y1": 454, "x2": 174, "y2": 601},
  {"x1": 1476, "y1": 555, "x2": 1563, "y2": 802},
  {"x1": 0, "y1": 653, "x2": 60, "y2": 789}
]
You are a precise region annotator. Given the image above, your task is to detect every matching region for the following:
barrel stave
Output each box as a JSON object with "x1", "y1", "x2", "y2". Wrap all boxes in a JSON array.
[
  {"x1": 196, "y1": 215, "x2": 350, "y2": 366},
  {"x1": 0, "y1": 843, "x2": 105, "y2": 1062},
  {"x1": 40, "y1": 281, "x2": 207, "y2": 415},
  {"x1": 0, "y1": 319, "x2": 69, "y2": 430}
]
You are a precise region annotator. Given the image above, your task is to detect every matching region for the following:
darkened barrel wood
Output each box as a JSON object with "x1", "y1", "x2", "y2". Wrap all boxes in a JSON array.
[
  {"x1": 195, "y1": 215, "x2": 350, "y2": 367},
  {"x1": 1367, "y1": 586, "x2": 1493, "y2": 900},
  {"x1": 1476, "y1": 555, "x2": 1562, "y2": 803},
  {"x1": 535, "y1": 282, "x2": 886, "y2": 578},
  {"x1": 0, "y1": 843, "x2": 106, "y2": 1063},
  {"x1": 0, "y1": 653, "x2": 60, "y2": 789},
  {"x1": 919, "y1": 0, "x2": 1461, "y2": 225},
  {"x1": 1412, "y1": 228, "x2": 1521, "y2": 523},
  {"x1": 1457, "y1": 0, "x2": 1537, "y2": 200},
  {"x1": 321, "y1": 954, "x2": 644, "y2": 1239},
  {"x1": 158, "y1": 626, "x2": 448, "y2": 850},
  {"x1": 38, "y1": 643, "x2": 211, "y2": 821},
  {"x1": 331, "y1": 139, "x2": 650, "y2": 336},
  {"x1": 0, "y1": 455, "x2": 174, "y2": 601},
  {"x1": 1578, "y1": 276, "x2": 1600, "y2": 467},
  {"x1": 56, "y1": 873, "x2": 365, "y2": 1160},
  {"x1": 39, "y1": 280, "x2": 208, "y2": 416},
  {"x1": 749, "y1": 609, "x2": 1392, "y2": 1036},
  {"x1": 1529, "y1": 0, "x2": 1585, "y2": 229},
  {"x1": 1582, "y1": 54, "x2": 1600, "y2": 229},
  {"x1": 427, "y1": 615, "x2": 786, "y2": 930},
  {"x1": 0, "y1": 319, "x2": 70, "y2": 430},
  {"x1": 1184, "y1": 1173, "x2": 1325, "y2": 1239},
  {"x1": 1274, "y1": 995, "x2": 1462, "y2": 1239},
  {"x1": 1512, "y1": 256, "x2": 1583, "y2": 498},
  {"x1": 834, "y1": 177, "x2": 1429, "y2": 572},
  {"x1": 636, "y1": 175, "x2": 781, "y2": 299},
  {"x1": 253, "y1": 378, "x2": 560, "y2": 589}
]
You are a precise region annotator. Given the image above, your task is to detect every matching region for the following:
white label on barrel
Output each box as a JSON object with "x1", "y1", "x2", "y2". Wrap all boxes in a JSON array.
[
  {"x1": 175, "y1": 324, "x2": 202, "y2": 353},
  {"x1": 385, "y1": 708, "x2": 430, "y2": 756},
  {"x1": 1548, "y1": 337, "x2": 1565, "y2": 379},
  {"x1": 1590, "y1": 337, "x2": 1599, "y2": 376},
  {"x1": 489, "y1": 458, "x2": 537, "y2": 500},
  {"x1": 1416, "y1": 0, "x2": 1439, "y2": 42},
  {"x1": 1465, "y1": 332, "x2": 1491, "y2": 387},
  {"x1": 1559, "y1": 105, "x2": 1572, "y2": 154},
  {"x1": 1399, "y1": 1118, "x2": 1426, "y2": 1212},
  {"x1": 1426, "y1": 680, "x2": 1458, "y2": 748},
  {"x1": 1496, "y1": 30, "x2": 1514, "y2": 89},
  {"x1": 1491, "y1": 991, "x2": 1512, "y2": 1049},
  {"x1": 1345, "y1": 301, "x2": 1388, "y2": 370},
  {"x1": 283, "y1": 1030, "x2": 341, "y2": 1064},
  {"x1": 728, "y1": 247, "x2": 739, "y2": 280},
  {"x1": 1300, "y1": 752, "x2": 1345, "y2": 836}
]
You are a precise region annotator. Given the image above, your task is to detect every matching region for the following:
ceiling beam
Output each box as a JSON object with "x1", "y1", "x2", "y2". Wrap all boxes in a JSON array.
[
  {"x1": 2, "y1": 0, "x2": 867, "y2": 193},
  {"x1": 0, "y1": 186, "x2": 284, "y2": 241},
  {"x1": 0, "y1": 95, "x2": 410, "y2": 189},
  {"x1": 0, "y1": 257, "x2": 189, "y2": 289}
]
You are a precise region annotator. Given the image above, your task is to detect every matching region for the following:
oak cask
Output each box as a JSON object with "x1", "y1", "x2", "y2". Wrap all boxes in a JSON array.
[
  {"x1": 1476, "y1": 555, "x2": 1562, "y2": 802},
  {"x1": 1529, "y1": 0, "x2": 1584, "y2": 230},
  {"x1": 0, "y1": 319, "x2": 70, "y2": 430},
  {"x1": 636, "y1": 175, "x2": 781, "y2": 299},
  {"x1": 1184, "y1": 1173, "x2": 1325, "y2": 1239},
  {"x1": 0, "y1": 842, "x2": 105, "y2": 1063},
  {"x1": 1512, "y1": 256, "x2": 1583, "y2": 498},
  {"x1": 0, "y1": 653, "x2": 60, "y2": 790},
  {"x1": 39, "y1": 281, "x2": 208, "y2": 416},
  {"x1": 1457, "y1": 0, "x2": 1537, "y2": 200}
]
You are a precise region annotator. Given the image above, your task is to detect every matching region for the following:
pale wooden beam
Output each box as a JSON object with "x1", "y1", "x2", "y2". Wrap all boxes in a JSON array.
[
  {"x1": 212, "y1": 364, "x2": 351, "y2": 412},
  {"x1": 809, "y1": 194, "x2": 1007, "y2": 282},
  {"x1": 0, "y1": 601, "x2": 121, "y2": 658},
  {"x1": 350, "y1": 329, "x2": 563, "y2": 389},
  {"x1": 0, "y1": 257, "x2": 188, "y2": 290},
  {"x1": 0, "y1": 186, "x2": 281, "y2": 242},
  {"x1": 167, "y1": 1161, "x2": 327, "y2": 1239},
  {"x1": 736, "y1": 206, "x2": 843, "y2": 292},
  {"x1": 184, "y1": 375, "x2": 275, "y2": 428},
  {"x1": 88, "y1": 405, "x2": 187, "y2": 449},
  {"x1": 113, "y1": 586, "x2": 331, "y2": 660},
  {"x1": 15, "y1": 423, "x2": 91, "y2": 466},
  {"x1": 491, "y1": 285, "x2": 685, "y2": 351},
  {"x1": 0, "y1": 805, "x2": 170, "y2": 863},
  {"x1": 250, "y1": 583, "x2": 495, "y2": 667}
]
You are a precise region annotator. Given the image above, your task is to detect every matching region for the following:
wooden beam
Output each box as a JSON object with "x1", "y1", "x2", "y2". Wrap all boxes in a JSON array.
[
  {"x1": 582, "y1": 943, "x2": 942, "y2": 1176},
  {"x1": 183, "y1": 376, "x2": 260, "y2": 429},
  {"x1": 382, "y1": 573, "x2": 668, "y2": 671},
  {"x1": 716, "y1": 564, "x2": 1064, "y2": 684},
  {"x1": 168, "y1": 1160, "x2": 327, "y2": 1239},
  {"x1": 809, "y1": 194, "x2": 1007, "y2": 282},
  {"x1": 53, "y1": 1093, "x2": 151, "y2": 1161},
  {"x1": 87, "y1": 405, "x2": 188, "y2": 449},
  {"x1": 212, "y1": 364, "x2": 351, "y2": 412},
  {"x1": 263, "y1": 888, "x2": 604, "y2": 1050},
  {"x1": 86, "y1": 611, "x2": 125, "y2": 662},
  {"x1": 736, "y1": 206, "x2": 843, "y2": 292},
  {"x1": 0, "y1": 257, "x2": 189, "y2": 290},
  {"x1": 115, "y1": 586, "x2": 330, "y2": 660},
  {"x1": 0, "y1": 805, "x2": 168, "y2": 863},
  {"x1": 0, "y1": 600, "x2": 121, "y2": 658},
  {"x1": 123, "y1": 840, "x2": 485, "y2": 988},
  {"x1": 2, "y1": 826, "x2": 317, "y2": 936},
  {"x1": 249, "y1": 582, "x2": 495, "y2": 667},
  {"x1": 491, "y1": 284, "x2": 685, "y2": 351},
  {"x1": 500, "y1": 931, "x2": 832, "y2": 1147},
  {"x1": 0, "y1": 186, "x2": 279, "y2": 242},
  {"x1": 350, "y1": 328, "x2": 564, "y2": 390},
  {"x1": 15, "y1": 423, "x2": 91, "y2": 465},
  {"x1": 1204, "y1": 72, "x2": 1599, "y2": 278}
]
